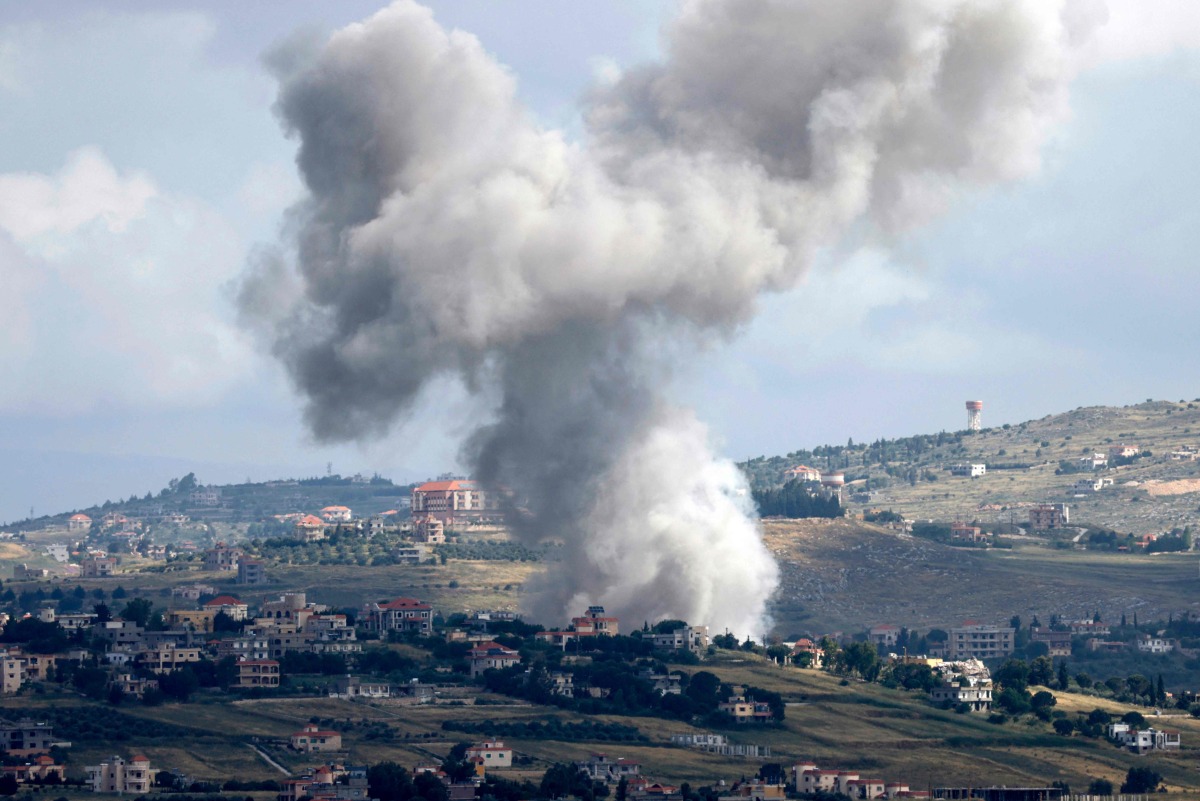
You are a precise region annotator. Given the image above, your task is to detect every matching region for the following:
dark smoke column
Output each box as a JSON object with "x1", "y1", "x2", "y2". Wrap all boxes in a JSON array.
[{"x1": 241, "y1": 0, "x2": 1092, "y2": 637}]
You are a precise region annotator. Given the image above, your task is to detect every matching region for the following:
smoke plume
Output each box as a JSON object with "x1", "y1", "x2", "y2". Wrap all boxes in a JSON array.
[{"x1": 241, "y1": 0, "x2": 1092, "y2": 636}]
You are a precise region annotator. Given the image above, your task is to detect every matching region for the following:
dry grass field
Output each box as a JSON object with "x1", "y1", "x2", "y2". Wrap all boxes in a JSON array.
[{"x1": 763, "y1": 518, "x2": 1200, "y2": 633}]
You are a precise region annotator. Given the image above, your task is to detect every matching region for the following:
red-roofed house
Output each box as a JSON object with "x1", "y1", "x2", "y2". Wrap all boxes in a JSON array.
[
  {"x1": 320, "y1": 505, "x2": 352, "y2": 523},
  {"x1": 204, "y1": 595, "x2": 249, "y2": 621},
  {"x1": 295, "y1": 515, "x2": 327, "y2": 542},
  {"x1": 361, "y1": 598, "x2": 433, "y2": 634},
  {"x1": 3, "y1": 756, "x2": 65, "y2": 784},
  {"x1": 785, "y1": 465, "x2": 822, "y2": 483},
  {"x1": 469, "y1": 641, "x2": 521, "y2": 677},
  {"x1": 67, "y1": 513, "x2": 92, "y2": 532},
  {"x1": 571, "y1": 606, "x2": 619, "y2": 637},
  {"x1": 290, "y1": 723, "x2": 342, "y2": 753},
  {"x1": 465, "y1": 740, "x2": 512, "y2": 768}
]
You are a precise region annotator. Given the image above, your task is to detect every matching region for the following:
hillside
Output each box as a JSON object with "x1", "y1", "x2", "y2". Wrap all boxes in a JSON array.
[
  {"x1": 8, "y1": 652, "x2": 1200, "y2": 794},
  {"x1": 762, "y1": 518, "x2": 1200, "y2": 634},
  {"x1": 743, "y1": 399, "x2": 1200, "y2": 535}
]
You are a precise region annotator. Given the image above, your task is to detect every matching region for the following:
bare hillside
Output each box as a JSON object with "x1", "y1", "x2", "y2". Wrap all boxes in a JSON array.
[{"x1": 762, "y1": 518, "x2": 1200, "y2": 635}]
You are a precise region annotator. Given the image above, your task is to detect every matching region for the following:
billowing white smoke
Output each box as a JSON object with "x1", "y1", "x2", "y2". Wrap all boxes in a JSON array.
[{"x1": 241, "y1": 0, "x2": 1094, "y2": 637}]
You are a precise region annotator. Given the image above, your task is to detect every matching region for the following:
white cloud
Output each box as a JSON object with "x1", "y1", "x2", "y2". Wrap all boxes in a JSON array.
[
  {"x1": 1075, "y1": 0, "x2": 1200, "y2": 69},
  {"x1": 0, "y1": 147, "x2": 156, "y2": 248},
  {"x1": 0, "y1": 149, "x2": 257, "y2": 414}
]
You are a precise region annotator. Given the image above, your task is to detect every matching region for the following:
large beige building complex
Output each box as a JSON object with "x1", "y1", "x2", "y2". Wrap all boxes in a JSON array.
[{"x1": 411, "y1": 480, "x2": 500, "y2": 523}]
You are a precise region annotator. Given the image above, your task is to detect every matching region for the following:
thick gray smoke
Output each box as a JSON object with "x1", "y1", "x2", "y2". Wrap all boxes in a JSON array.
[{"x1": 241, "y1": 0, "x2": 1093, "y2": 637}]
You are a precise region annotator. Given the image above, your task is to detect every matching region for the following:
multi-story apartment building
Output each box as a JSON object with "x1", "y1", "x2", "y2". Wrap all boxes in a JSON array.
[
  {"x1": 87, "y1": 755, "x2": 153, "y2": 794},
  {"x1": 235, "y1": 659, "x2": 280, "y2": 689},
  {"x1": 1028, "y1": 504, "x2": 1069, "y2": 530},
  {"x1": 204, "y1": 542, "x2": 243, "y2": 572},
  {"x1": 360, "y1": 598, "x2": 433, "y2": 635},
  {"x1": 944, "y1": 623, "x2": 1015, "y2": 660}
]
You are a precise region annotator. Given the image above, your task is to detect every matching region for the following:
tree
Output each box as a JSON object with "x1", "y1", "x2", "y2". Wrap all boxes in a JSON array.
[
  {"x1": 539, "y1": 764, "x2": 601, "y2": 801},
  {"x1": 1052, "y1": 718, "x2": 1074, "y2": 736},
  {"x1": 94, "y1": 603, "x2": 112, "y2": 624},
  {"x1": 1121, "y1": 766, "x2": 1162, "y2": 794},
  {"x1": 1031, "y1": 690, "x2": 1056, "y2": 710},
  {"x1": 1028, "y1": 656, "x2": 1054, "y2": 687},
  {"x1": 120, "y1": 598, "x2": 154, "y2": 628},
  {"x1": 841, "y1": 642, "x2": 880, "y2": 680},
  {"x1": 368, "y1": 762, "x2": 414, "y2": 801},
  {"x1": 159, "y1": 667, "x2": 200, "y2": 702},
  {"x1": 995, "y1": 659, "x2": 1030, "y2": 692},
  {"x1": 1121, "y1": 711, "x2": 1146, "y2": 728},
  {"x1": 1087, "y1": 779, "x2": 1113, "y2": 796},
  {"x1": 1057, "y1": 662, "x2": 1070, "y2": 691},
  {"x1": 0, "y1": 774, "x2": 18, "y2": 796}
]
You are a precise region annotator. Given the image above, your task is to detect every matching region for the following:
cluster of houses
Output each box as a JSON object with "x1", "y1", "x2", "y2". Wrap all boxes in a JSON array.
[{"x1": 0, "y1": 589, "x2": 382, "y2": 697}]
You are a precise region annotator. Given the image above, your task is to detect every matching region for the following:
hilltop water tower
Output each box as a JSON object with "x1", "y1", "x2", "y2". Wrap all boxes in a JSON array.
[{"x1": 966, "y1": 400, "x2": 983, "y2": 432}]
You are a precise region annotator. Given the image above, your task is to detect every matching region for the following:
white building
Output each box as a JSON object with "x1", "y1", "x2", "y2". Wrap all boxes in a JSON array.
[
  {"x1": 949, "y1": 464, "x2": 986, "y2": 478},
  {"x1": 87, "y1": 755, "x2": 154, "y2": 794}
]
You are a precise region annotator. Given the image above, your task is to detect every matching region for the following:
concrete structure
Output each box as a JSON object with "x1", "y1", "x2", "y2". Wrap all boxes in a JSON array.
[
  {"x1": 1029, "y1": 627, "x2": 1072, "y2": 657},
  {"x1": 650, "y1": 626, "x2": 710, "y2": 654},
  {"x1": 203, "y1": 543, "x2": 242, "y2": 572},
  {"x1": 1028, "y1": 503, "x2": 1069, "y2": 530},
  {"x1": 332, "y1": 675, "x2": 390, "y2": 698},
  {"x1": 290, "y1": 724, "x2": 342, "y2": 753},
  {"x1": 717, "y1": 693, "x2": 774, "y2": 723},
  {"x1": 1108, "y1": 723, "x2": 1181, "y2": 753},
  {"x1": 87, "y1": 755, "x2": 153, "y2": 794},
  {"x1": 237, "y1": 557, "x2": 268, "y2": 585},
  {"x1": 295, "y1": 515, "x2": 327, "y2": 541},
  {"x1": 2, "y1": 755, "x2": 64, "y2": 784},
  {"x1": 469, "y1": 641, "x2": 521, "y2": 676},
  {"x1": 235, "y1": 659, "x2": 280, "y2": 689},
  {"x1": 82, "y1": 556, "x2": 117, "y2": 578},
  {"x1": 320, "y1": 505, "x2": 353, "y2": 523},
  {"x1": 13, "y1": 565, "x2": 49, "y2": 580},
  {"x1": 414, "y1": 515, "x2": 446, "y2": 543},
  {"x1": 0, "y1": 718, "x2": 55, "y2": 755},
  {"x1": 137, "y1": 645, "x2": 203, "y2": 674},
  {"x1": 360, "y1": 597, "x2": 433, "y2": 634},
  {"x1": 577, "y1": 754, "x2": 641, "y2": 783},
  {"x1": 44, "y1": 544, "x2": 70, "y2": 562},
  {"x1": 869, "y1": 625, "x2": 901, "y2": 649},
  {"x1": 411, "y1": 480, "x2": 499, "y2": 523},
  {"x1": 784, "y1": 465, "x2": 822, "y2": 483},
  {"x1": 572, "y1": 606, "x2": 619, "y2": 636},
  {"x1": 1137, "y1": 636, "x2": 1175, "y2": 654},
  {"x1": 204, "y1": 595, "x2": 249, "y2": 621},
  {"x1": 949, "y1": 463, "x2": 986, "y2": 478},
  {"x1": 949, "y1": 523, "x2": 987, "y2": 544},
  {"x1": 945, "y1": 623, "x2": 1014, "y2": 660},
  {"x1": 67, "y1": 514, "x2": 92, "y2": 532},
  {"x1": 966, "y1": 400, "x2": 983, "y2": 432},
  {"x1": 395, "y1": 544, "x2": 432, "y2": 564},
  {"x1": 465, "y1": 740, "x2": 512, "y2": 769}
]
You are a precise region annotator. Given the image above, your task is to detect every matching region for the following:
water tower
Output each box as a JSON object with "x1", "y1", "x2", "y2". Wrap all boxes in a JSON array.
[{"x1": 965, "y1": 400, "x2": 983, "y2": 432}]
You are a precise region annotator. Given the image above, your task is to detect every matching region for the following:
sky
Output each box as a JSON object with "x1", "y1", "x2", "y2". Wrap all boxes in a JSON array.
[{"x1": 1, "y1": 1, "x2": 1200, "y2": 523}]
